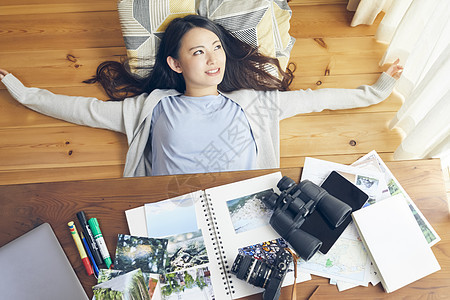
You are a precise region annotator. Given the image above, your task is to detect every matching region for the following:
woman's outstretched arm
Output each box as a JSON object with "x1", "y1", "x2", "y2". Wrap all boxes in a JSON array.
[
  {"x1": 0, "y1": 69, "x2": 128, "y2": 133},
  {"x1": 277, "y1": 60, "x2": 403, "y2": 120}
]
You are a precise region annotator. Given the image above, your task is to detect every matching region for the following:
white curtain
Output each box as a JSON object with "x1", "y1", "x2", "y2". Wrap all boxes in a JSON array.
[{"x1": 348, "y1": 0, "x2": 450, "y2": 161}]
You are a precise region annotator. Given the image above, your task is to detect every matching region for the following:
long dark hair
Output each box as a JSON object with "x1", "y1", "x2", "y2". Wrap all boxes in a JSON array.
[{"x1": 84, "y1": 15, "x2": 295, "y2": 100}]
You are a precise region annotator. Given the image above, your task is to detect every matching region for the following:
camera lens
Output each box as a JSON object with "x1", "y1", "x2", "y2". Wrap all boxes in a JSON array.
[
  {"x1": 249, "y1": 260, "x2": 272, "y2": 288},
  {"x1": 231, "y1": 254, "x2": 273, "y2": 288},
  {"x1": 232, "y1": 249, "x2": 292, "y2": 300},
  {"x1": 231, "y1": 254, "x2": 254, "y2": 281}
]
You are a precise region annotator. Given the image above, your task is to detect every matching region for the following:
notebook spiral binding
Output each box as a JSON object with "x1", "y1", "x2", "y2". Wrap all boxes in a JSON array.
[{"x1": 200, "y1": 192, "x2": 235, "y2": 297}]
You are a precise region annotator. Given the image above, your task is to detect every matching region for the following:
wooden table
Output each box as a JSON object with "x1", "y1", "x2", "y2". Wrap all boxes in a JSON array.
[{"x1": 0, "y1": 160, "x2": 449, "y2": 299}]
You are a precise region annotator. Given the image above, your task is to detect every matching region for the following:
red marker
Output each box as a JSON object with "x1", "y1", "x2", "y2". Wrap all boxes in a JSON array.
[{"x1": 68, "y1": 221, "x2": 94, "y2": 276}]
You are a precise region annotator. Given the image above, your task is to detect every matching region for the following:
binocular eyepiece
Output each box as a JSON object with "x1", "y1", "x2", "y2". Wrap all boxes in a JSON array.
[{"x1": 261, "y1": 176, "x2": 352, "y2": 261}]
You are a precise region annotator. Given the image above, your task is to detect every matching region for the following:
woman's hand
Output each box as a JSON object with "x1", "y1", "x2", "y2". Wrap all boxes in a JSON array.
[
  {"x1": 385, "y1": 59, "x2": 403, "y2": 80},
  {"x1": 0, "y1": 69, "x2": 9, "y2": 80}
]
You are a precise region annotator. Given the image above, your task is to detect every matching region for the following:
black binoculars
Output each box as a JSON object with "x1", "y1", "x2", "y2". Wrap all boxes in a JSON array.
[{"x1": 261, "y1": 176, "x2": 352, "y2": 261}]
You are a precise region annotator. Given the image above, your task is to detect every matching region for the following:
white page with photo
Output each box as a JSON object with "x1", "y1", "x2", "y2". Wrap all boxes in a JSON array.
[{"x1": 352, "y1": 150, "x2": 440, "y2": 246}]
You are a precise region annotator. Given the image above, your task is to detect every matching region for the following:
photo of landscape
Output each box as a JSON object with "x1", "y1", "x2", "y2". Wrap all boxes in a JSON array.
[{"x1": 226, "y1": 189, "x2": 274, "y2": 234}]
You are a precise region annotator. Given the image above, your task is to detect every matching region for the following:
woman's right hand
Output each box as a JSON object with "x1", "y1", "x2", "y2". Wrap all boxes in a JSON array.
[{"x1": 0, "y1": 69, "x2": 9, "y2": 80}]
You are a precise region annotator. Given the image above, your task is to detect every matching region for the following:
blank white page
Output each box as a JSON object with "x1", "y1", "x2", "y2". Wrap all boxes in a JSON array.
[{"x1": 352, "y1": 195, "x2": 440, "y2": 293}]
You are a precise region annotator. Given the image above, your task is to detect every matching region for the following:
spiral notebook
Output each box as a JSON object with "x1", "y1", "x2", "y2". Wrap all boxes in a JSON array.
[{"x1": 126, "y1": 172, "x2": 311, "y2": 299}]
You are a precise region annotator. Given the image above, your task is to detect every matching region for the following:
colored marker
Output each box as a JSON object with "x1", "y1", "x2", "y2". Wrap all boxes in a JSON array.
[
  {"x1": 76, "y1": 211, "x2": 103, "y2": 266},
  {"x1": 81, "y1": 231, "x2": 99, "y2": 277},
  {"x1": 68, "y1": 221, "x2": 94, "y2": 276},
  {"x1": 88, "y1": 218, "x2": 113, "y2": 268}
]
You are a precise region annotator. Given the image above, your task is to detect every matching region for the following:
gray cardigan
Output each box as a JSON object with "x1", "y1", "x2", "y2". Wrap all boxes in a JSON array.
[{"x1": 2, "y1": 73, "x2": 396, "y2": 177}]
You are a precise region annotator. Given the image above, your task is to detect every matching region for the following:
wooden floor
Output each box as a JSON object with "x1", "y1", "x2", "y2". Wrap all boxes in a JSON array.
[{"x1": 0, "y1": 0, "x2": 446, "y2": 197}]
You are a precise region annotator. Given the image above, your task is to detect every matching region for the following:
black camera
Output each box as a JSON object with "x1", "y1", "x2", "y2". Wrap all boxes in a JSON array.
[
  {"x1": 261, "y1": 176, "x2": 352, "y2": 261},
  {"x1": 231, "y1": 248, "x2": 293, "y2": 300}
]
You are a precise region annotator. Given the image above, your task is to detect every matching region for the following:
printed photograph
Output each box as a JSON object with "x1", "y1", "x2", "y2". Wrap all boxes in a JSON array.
[
  {"x1": 338, "y1": 171, "x2": 380, "y2": 206},
  {"x1": 165, "y1": 229, "x2": 209, "y2": 273},
  {"x1": 226, "y1": 189, "x2": 274, "y2": 234},
  {"x1": 148, "y1": 276, "x2": 159, "y2": 299},
  {"x1": 356, "y1": 175, "x2": 379, "y2": 205},
  {"x1": 145, "y1": 196, "x2": 199, "y2": 238},
  {"x1": 114, "y1": 234, "x2": 168, "y2": 274},
  {"x1": 159, "y1": 266, "x2": 214, "y2": 300},
  {"x1": 93, "y1": 269, "x2": 150, "y2": 300},
  {"x1": 387, "y1": 179, "x2": 401, "y2": 195},
  {"x1": 97, "y1": 269, "x2": 127, "y2": 283},
  {"x1": 97, "y1": 268, "x2": 159, "y2": 298}
]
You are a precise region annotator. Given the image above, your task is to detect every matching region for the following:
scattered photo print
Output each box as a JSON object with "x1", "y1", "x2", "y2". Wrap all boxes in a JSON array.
[
  {"x1": 115, "y1": 234, "x2": 168, "y2": 274},
  {"x1": 97, "y1": 269, "x2": 127, "y2": 284},
  {"x1": 238, "y1": 238, "x2": 288, "y2": 264},
  {"x1": 145, "y1": 196, "x2": 198, "y2": 238},
  {"x1": 159, "y1": 266, "x2": 214, "y2": 300},
  {"x1": 97, "y1": 268, "x2": 159, "y2": 298},
  {"x1": 356, "y1": 175, "x2": 379, "y2": 206},
  {"x1": 387, "y1": 179, "x2": 401, "y2": 196},
  {"x1": 93, "y1": 269, "x2": 150, "y2": 300},
  {"x1": 165, "y1": 229, "x2": 209, "y2": 273},
  {"x1": 148, "y1": 277, "x2": 159, "y2": 299},
  {"x1": 226, "y1": 189, "x2": 274, "y2": 234}
]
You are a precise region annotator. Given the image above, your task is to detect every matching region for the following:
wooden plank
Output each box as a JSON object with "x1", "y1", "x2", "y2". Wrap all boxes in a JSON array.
[
  {"x1": 0, "y1": 1, "x2": 116, "y2": 15},
  {"x1": 280, "y1": 152, "x2": 395, "y2": 168},
  {"x1": 0, "y1": 47, "x2": 126, "y2": 89},
  {"x1": 280, "y1": 111, "x2": 402, "y2": 157},
  {"x1": 289, "y1": 54, "x2": 385, "y2": 77},
  {"x1": 0, "y1": 126, "x2": 127, "y2": 169},
  {"x1": 0, "y1": 11, "x2": 124, "y2": 51},
  {"x1": 291, "y1": 36, "x2": 387, "y2": 57},
  {"x1": 288, "y1": 36, "x2": 388, "y2": 77},
  {"x1": 0, "y1": 164, "x2": 124, "y2": 186},
  {"x1": 290, "y1": 4, "x2": 383, "y2": 38}
]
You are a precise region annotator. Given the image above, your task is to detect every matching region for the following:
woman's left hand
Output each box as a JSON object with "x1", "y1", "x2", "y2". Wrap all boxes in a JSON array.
[
  {"x1": 386, "y1": 59, "x2": 403, "y2": 80},
  {"x1": 0, "y1": 69, "x2": 9, "y2": 80}
]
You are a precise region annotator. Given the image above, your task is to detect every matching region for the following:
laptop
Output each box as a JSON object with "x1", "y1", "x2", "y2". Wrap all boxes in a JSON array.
[{"x1": 0, "y1": 223, "x2": 89, "y2": 299}]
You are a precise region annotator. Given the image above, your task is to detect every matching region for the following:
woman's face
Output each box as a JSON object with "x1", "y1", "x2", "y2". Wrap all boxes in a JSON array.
[{"x1": 167, "y1": 27, "x2": 226, "y2": 97}]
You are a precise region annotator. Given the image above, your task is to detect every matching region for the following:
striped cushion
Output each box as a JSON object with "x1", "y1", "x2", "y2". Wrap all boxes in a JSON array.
[{"x1": 117, "y1": 0, "x2": 295, "y2": 76}]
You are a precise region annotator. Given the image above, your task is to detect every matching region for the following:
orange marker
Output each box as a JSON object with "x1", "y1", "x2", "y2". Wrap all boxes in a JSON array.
[{"x1": 68, "y1": 221, "x2": 94, "y2": 276}]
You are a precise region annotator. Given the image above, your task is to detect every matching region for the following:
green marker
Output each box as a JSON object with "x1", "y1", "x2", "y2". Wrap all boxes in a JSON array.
[{"x1": 88, "y1": 218, "x2": 112, "y2": 268}]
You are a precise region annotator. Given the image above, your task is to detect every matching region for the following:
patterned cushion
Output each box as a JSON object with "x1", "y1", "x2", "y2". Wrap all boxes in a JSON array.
[{"x1": 117, "y1": 0, "x2": 295, "y2": 75}]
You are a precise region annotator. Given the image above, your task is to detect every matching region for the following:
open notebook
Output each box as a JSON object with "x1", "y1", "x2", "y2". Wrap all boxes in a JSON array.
[
  {"x1": 125, "y1": 172, "x2": 311, "y2": 299},
  {"x1": 0, "y1": 223, "x2": 89, "y2": 300}
]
